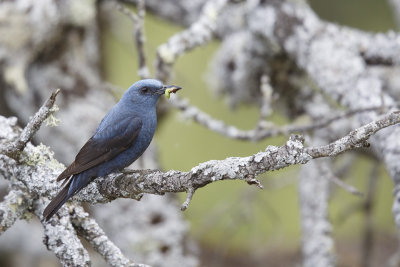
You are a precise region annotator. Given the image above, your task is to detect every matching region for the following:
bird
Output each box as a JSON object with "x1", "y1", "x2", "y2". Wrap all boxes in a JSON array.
[{"x1": 43, "y1": 79, "x2": 181, "y2": 221}]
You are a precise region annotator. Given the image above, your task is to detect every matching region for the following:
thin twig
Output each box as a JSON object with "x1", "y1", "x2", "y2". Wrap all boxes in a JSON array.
[
  {"x1": 3, "y1": 89, "x2": 60, "y2": 160},
  {"x1": 304, "y1": 111, "x2": 400, "y2": 158},
  {"x1": 115, "y1": 0, "x2": 150, "y2": 79},
  {"x1": 327, "y1": 174, "x2": 364, "y2": 197},
  {"x1": 181, "y1": 187, "x2": 195, "y2": 211},
  {"x1": 256, "y1": 74, "x2": 274, "y2": 130},
  {"x1": 115, "y1": 1, "x2": 139, "y2": 22},
  {"x1": 135, "y1": 0, "x2": 149, "y2": 79},
  {"x1": 172, "y1": 95, "x2": 400, "y2": 141}
]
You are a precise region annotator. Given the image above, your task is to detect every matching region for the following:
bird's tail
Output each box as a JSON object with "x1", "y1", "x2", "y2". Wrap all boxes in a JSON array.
[
  {"x1": 43, "y1": 180, "x2": 72, "y2": 221},
  {"x1": 43, "y1": 174, "x2": 92, "y2": 221}
]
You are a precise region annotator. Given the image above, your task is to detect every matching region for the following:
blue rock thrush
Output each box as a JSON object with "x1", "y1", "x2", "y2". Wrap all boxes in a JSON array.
[{"x1": 43, "y1": 79, "x2": 181, "y2": 221}]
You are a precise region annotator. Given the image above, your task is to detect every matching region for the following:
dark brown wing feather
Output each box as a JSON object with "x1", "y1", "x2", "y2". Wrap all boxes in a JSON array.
[
  {"x1": 57, "y1": 116, "x2": 142, "y2": 182},
  {"x1": 43, "y1": 179, "x2": 71, "y2": 220}
]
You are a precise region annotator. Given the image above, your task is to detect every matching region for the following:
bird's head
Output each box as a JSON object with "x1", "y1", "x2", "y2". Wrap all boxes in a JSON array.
[{"x1": 121, "y1": 79, "x2": 181, "y2": 107}]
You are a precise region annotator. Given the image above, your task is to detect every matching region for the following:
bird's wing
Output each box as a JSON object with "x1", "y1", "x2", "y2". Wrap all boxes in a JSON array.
[{"x1": 57, "y1": 116, "x2": 142, "y2": 182}]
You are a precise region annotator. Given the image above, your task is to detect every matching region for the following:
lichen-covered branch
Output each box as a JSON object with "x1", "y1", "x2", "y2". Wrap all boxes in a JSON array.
[
  {"x1": 1, "y1": 111, "x2": 399, "y2": 222},
  {"x1": 0, "y1": 111, "x2": 151, "y2": 266},
  {"x1": 2, "y1": 89, "x2": 60, "y2": 160},
  {"x1": 0, "y1": 0, "x2": 199, "y2": 265},
  {"x1": 40, "y1": 200, "x2": 91, "y2": 267},
  {"x1": 70, "y1": 206, "x2": 150, "y2": 267},
  {"x1": 172, "y1": 96, "x2": 399, "y2": 141},
  {"x1": 1, "y1": 0, "x2": 400, "y2": 265},
  {"x1": 73, "y1": 111, "x2": 400, "y2": 209},
  {"x1": 299, "y1": 159, "x2": 335, "y2": 267},
  {"x1": 242, "y1": 0, "x2": 400, "y2": 229},
  {"x1": 305, "y1": 111, "x2": 400, "y2": 158},
  {"x1": 156, "y1": 0, "x2": 227, "y2": 82},
  {"x1": 0, "y1": 110, "x2": 90, "y2": 265},
  {"x1": 0, "y1": 189, "x2": 31, "y2": 234}
]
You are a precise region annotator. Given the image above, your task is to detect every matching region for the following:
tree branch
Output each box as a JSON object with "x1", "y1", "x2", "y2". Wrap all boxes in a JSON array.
[
  {"x1": 0, "y1": 80, "x2": 399, "y2": 267},
  {"x1": 326, "y1": 173, "x2": 364, "y2": 197},
  {"x1": 304, "y1": 111, "x2": 400, "y2": 158},
  {"x1": 74, "y1": 111, "x2": 400, "y2": 206},
  {"x1": 70, "y1": 206, "x2": 150, "y2": 267},
  {"x1": 155, "y1": 0, "x2": 228, "y2": 82},
  {"x1": 2, "y1": 89, "x2": 60, "y2": 160},
  {"x1": 299, "y1": 159, "x2": 335, "y2": 267},
  {"x1": 115, "y1": 0, "x2": 149, "y2": 79},
  {"x1": 0, "y1": 189, "x2": 31, "y2": 234},
  {"x1": 245, "y1": 0, "x2": 400, "y2": 230},
  {"x1": 40, "y1": 200, "x2": 91, "y2": 267},
  {"x1": 172, "y1": 95, "x2": 399, "y2": 141}
]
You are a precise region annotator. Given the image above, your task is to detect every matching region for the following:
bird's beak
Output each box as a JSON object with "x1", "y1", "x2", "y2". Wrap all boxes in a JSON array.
[{"x1": 158, "y1": 85, "x2": 182, "y2": 98}]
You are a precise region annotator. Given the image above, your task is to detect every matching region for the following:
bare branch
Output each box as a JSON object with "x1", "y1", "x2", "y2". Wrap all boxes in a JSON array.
[
  {"x1": 77, "y1": 134, "x2": 308, "y2": 203},
  {"x1": 1, "y1": 110, "x2": 399, "y2": 212},
  {"x1": 326, "y1": 174, "x2": 364, "y2": 197},
  {"x1": 299, "y1": 160, "x2": 335, "y2": 267},
  {"x1": 304, "y1": 111, "x2": 400, "y2": 158},
  {"x1": 115, "y1": 1, "x2": 139, "y2": 22},
  {"x1": 115, "y1": 0, "x2": 150, "y2": 79},
  {"x1": 135, "y1": 0, "x2": 149, "y2": 79},
  {"x1": 3, "y1": 89, "x2": 60, "y2": 160},
  {"x1": 245, "y1": 0, "x2": 400, "y2": 230},
  {"x1": 257, "y1": 74, "x2": 274, "y2": 128},
  {"x1": 0, "y1": 92, "x2": 398, "y2": 266},
  {"x1": 172, "y1": 95, "x2": 399, "y2": 141},
  {"x1": 156, "y1": 0, "x2": 228, "y2": 82},
  {"x1": 181, "y1": 187, "x2": 195, "y2": 211},
  {"x1": 73, "y1": 111, "x2": 400, "y2": 204},
  {"x1": 70, "y1": 206, "x2": 150, "y2": 267},
  {"x1": 0, "y1": 105, "x2": 399, "y2": 267}
]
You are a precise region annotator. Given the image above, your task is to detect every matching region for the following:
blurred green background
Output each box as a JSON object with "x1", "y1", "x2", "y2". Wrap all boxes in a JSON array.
[{"x1": 101, "y1": 0, "x2": 397, "y2": 264}]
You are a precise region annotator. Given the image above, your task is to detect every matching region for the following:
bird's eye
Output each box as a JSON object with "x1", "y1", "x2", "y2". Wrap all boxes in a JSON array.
[{"x1": 141, "y1": 87, "x2": 149, "y2": 94}]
